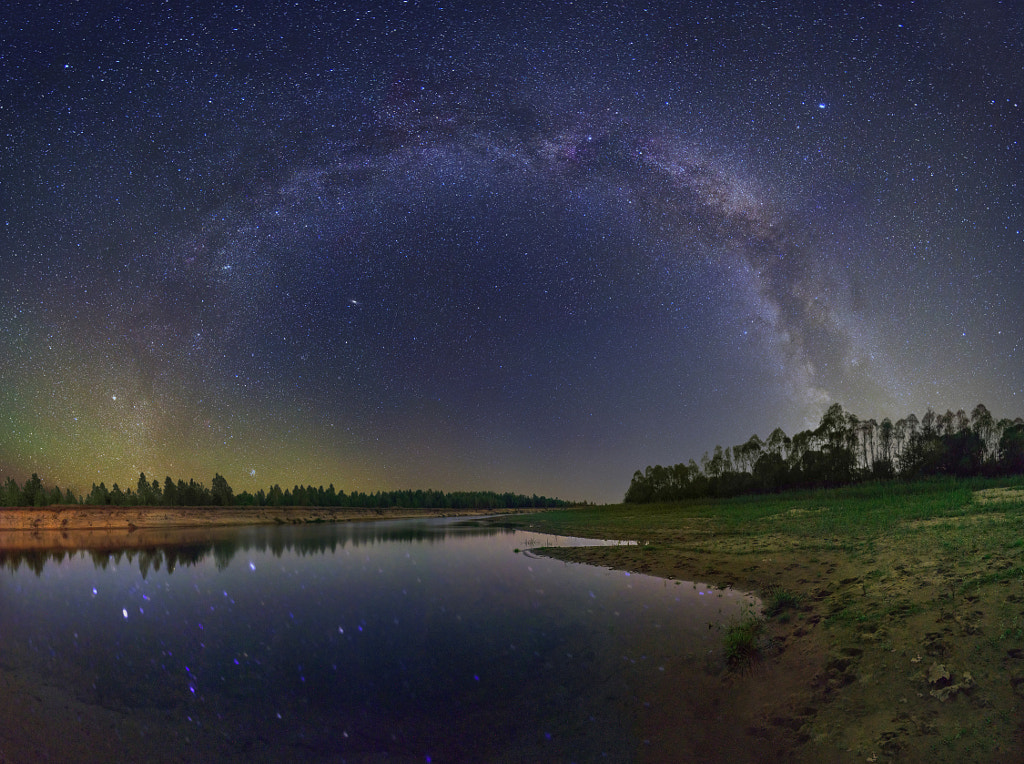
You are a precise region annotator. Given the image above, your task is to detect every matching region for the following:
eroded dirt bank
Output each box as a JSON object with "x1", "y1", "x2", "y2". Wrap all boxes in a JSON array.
[{"x1": 0, "y1": 505, "x2": 514, "y2": 554}]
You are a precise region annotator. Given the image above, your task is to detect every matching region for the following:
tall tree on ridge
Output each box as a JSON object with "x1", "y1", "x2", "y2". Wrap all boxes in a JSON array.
[{"x1": 971, "y1": 403, "x2": 996, "y2": 459}]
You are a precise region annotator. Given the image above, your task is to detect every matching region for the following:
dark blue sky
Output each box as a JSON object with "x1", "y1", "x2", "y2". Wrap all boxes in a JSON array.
[{"x1": 1, "y1": 1, "x2": 1021, "y2": 502}]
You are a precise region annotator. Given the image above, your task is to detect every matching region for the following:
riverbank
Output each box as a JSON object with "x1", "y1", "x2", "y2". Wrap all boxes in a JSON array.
[
  {"x1": 491, "y1": 480, "x2": 1024, "y2": 763},
  {"x1": 0, "y1": 505, "x2": 516, "y2": 553}
]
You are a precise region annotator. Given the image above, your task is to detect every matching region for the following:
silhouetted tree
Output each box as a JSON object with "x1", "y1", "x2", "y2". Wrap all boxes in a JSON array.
[
  {"x1": 971, "y1": 403, "x2": 996, "y2": 460},
  {"x1": 87, "y1": 482, "x2": 109, "y2": 505},
  {"x1": 109, "y1": 483, "x2": 126, "y2": 506},
  {"x1": 753, "y1": 451, "x2": 789, "y2": 492},
  {"x1": 211, "y1": 473, "x2": 233, "y2": 506},
  {"x1": 23, "y1": 474, "x2": 44, "y2": 507},
  {"x1": 1, "y1": 477, "x2": 22, "y2": 506},
  {"x1": 163, "y1": 476, "x2": 177, "y2": 506},
  {"x1": 999, "y1": 422, "x2": 1024, "y2": 474},
  {"x1": 878, "y1": 418, "x2": 894, "y2": 470}
]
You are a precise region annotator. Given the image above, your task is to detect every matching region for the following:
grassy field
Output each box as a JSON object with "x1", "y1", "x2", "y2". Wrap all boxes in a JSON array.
[{"x1": 493, "y1": 477, "x2": 1024, "y2": 762}]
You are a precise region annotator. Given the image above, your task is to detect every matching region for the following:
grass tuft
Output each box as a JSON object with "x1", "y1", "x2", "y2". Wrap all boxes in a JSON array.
[
  {"x1": 764, "y1": 587, "x2": 801, "y2": 618},
  {"x1": 723, "y1": 614, "x2": 765, "y2": 669}
]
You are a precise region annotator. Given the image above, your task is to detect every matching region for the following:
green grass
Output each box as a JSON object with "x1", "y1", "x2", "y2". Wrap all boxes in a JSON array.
[
  {"x1": 723, "y1": 614, "x2": 765, "y2": 668},
  {"x1": 497, "y1": 475, "x2": 1024, "y2": 759},
  {"x1": 763, "y1": 587, "x2": 801, "y2": 618},
  {"x1": 504, "y1": 476, "x2": 1024, "y2": 543}
]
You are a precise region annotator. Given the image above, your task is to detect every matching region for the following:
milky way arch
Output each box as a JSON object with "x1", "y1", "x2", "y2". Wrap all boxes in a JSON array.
[{"x1": 171, "y1": 100, "x2": 874, "y2": 421}]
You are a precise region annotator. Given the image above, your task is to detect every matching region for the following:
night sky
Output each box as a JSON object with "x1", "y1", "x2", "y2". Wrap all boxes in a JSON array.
[{"x1": 1, "y1": 2, "x2": 1021, "y2": 503}]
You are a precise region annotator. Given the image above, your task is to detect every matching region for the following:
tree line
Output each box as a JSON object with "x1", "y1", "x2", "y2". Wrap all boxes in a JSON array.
[
  {"x1": 625, "y1": 403, "x2": 1024, "y2": 503},
  {"x1": 0, "y1": 472, "x2": 571, "y2": 510}
]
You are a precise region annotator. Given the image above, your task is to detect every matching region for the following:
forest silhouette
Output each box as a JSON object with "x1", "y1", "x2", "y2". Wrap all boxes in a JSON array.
[
  {"x1": 0, "y1": 471, "x2": 570, "y2": 511},
  {"x1": 626, "y1": 403, "x2": 1024, "y2": 503}
]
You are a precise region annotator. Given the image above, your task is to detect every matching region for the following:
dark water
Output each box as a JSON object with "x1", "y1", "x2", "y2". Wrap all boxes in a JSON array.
[{"x1": 0, "y1": 518, "x2": 754, "y2": 762}]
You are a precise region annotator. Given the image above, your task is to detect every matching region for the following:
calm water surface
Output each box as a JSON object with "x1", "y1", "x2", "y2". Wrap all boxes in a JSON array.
[{"x1": 0, "y1": 518, "x2": 755, "y2": 762}]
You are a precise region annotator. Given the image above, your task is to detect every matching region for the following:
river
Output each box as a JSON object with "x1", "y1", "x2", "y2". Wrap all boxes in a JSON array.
[{"x1": 0, "y1": 517, "x2": 755, "y2": 762}]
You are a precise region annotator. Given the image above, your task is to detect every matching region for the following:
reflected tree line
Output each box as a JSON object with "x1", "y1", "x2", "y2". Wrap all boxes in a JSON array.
[
  {"x1": 0, "y1": 522, "x2": 513, "y2": 577},
  {"x1": 626, "y1": 403, "x2": 1024, "y2": 503},
  {"x1": 1, "y1": 471, "x2": 570, "y2": 511}
]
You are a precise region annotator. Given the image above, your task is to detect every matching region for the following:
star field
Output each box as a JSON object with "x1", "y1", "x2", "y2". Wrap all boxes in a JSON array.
[{"x1": 1, "y1": 1, "x2": 1021, "y2": 502}]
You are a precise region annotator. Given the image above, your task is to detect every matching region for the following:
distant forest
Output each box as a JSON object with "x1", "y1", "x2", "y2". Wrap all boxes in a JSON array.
[
  {"x1": 0, "y1": 472, "x2": 570, "y2": 510},
  {"x1": 626, "y1": 403, "x2": 1024, "y2": 503}
]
